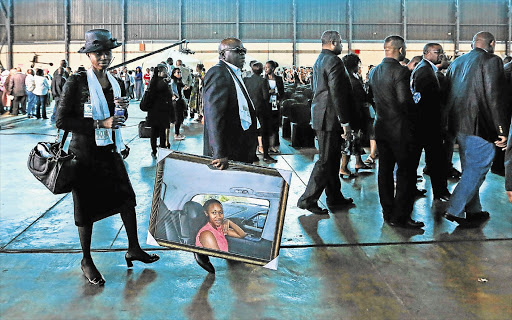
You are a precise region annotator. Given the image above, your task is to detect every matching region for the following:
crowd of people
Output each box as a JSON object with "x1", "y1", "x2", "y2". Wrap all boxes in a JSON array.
[{"x1": 5, "y1": 27, "x2": 511, "y2": 278}]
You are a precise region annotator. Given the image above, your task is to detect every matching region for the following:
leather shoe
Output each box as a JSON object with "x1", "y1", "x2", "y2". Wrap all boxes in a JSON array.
[
  {"x1": 434, "y1": 193, "x2": 451, "y2": 202},
  {"x1": 467, "y1": 211, "x2": 490, "y2": 221},
  {"x1": 326, "y1": 197, "x2": 354, "y2": 210},
  {"x1": 194, "y1": 253, "x2": 215, "y2": 273},
  {"x1": 402, "y1": 218, "x2": 425, "y2": 229},
  {"x1": 297, "y1": 202, "x2": 329, "y2": 215},
  {"x1": 442, "y1": 212, "x2": 466, "y2": 224}
]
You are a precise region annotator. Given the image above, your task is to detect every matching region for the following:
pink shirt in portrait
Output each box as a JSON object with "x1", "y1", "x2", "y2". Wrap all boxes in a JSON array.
[{"x1": 195, "y1": 223, "x2": 229, "y2": 252}]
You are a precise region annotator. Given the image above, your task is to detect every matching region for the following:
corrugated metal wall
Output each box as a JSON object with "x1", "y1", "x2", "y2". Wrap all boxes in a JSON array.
[{"x1": 7, "y1": 0, "x2": 512, "y2": 42}]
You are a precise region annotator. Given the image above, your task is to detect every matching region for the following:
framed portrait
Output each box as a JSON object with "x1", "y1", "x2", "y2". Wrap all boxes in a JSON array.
[{"x1": 147, "y1": 149, "x2": 291, "y2": 268}]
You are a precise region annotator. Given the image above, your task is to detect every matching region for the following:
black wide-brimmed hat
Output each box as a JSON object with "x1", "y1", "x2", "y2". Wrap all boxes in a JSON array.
[{"x1": 78, "y1": 29, "x2": 122, "y2": 53}]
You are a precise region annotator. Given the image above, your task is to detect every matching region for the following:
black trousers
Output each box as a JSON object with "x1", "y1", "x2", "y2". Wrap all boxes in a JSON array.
[
  {"x1": 412, "y1": 132, "x2": 448, "y2": 198},
  {"x1": 12, "y1": 95, "x2": 26, "y2": 115},
  {"x1": 174, "y1": 99, "x2": 185, "y2": 135},
  {"x1": 150, "y1": 125, "x2": 167, "y2": 153},
  {"x1": 376, "y1": 138, "x2": 416, "y2": 221},
  {"x1": 298, "y1": 130, "x2": 344, "y2": 206},
  {"x1": 259, "y1": 115, "x2": 271, "y2": 157}
]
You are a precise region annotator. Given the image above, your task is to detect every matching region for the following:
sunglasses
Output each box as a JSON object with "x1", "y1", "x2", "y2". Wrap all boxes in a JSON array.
[
  {"x1": 221, "y1": 47, "x2": 247, "y2": 55},
  {"x1": 431, "y1": 50, "x2": 444, "y2": 54}
]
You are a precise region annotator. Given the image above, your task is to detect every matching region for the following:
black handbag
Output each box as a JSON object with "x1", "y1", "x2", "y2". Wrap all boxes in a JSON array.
[
  {"x1": 138, "y1": 120, "x2": 152, "y2": 138},
  {"x1": 27, "y1": 131, "x2": 77, "y2": 194}
]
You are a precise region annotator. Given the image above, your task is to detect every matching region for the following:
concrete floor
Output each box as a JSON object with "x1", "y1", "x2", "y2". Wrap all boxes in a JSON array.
[{"x1": 0, "y1": 102, "x2": 511, "y2": 320}]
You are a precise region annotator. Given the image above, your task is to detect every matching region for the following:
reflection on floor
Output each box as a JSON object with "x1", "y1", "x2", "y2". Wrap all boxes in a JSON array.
[{"x1": 0, "y1": 103, "x2": 511, "y2": 319}]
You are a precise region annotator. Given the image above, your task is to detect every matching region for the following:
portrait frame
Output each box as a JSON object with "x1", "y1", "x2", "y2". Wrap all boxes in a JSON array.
[{"x1": 147, "y1": 150, "x2": 290, "y2": 267}]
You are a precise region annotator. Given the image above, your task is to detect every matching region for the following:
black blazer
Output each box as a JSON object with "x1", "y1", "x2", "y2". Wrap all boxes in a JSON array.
[
  {"x1": 445, "y1": 48, "x2": 508, "y2": 141},
  {"x1": 202, "y1": 61, "x2": 258, "y2": 160},
  {"x1": 310, "y1": 49, "x2": 352, "y2": 131},
  {"x1": 244, "y1": 74, "x2": 270, "y2": 119},
  {"x1": 411, "y1": 59, "x2": 442, "y2": 131},
  {"x1": 368, "y1": 57, "x2": 416, "y2": 143},
  {"x1": 145, "y1": 77, "x2": 174, "y2": 127},
  {"x1": 56, "y1": 71, "x2": 126, "y2": 164}
]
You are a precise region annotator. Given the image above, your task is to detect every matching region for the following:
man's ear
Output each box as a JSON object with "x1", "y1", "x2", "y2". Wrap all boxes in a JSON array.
[{"x1": 399, "y1": 47, "x2": 404, "y2": 55}]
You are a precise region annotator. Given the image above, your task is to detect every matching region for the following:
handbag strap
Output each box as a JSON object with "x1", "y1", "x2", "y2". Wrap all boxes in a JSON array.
[{"x1": 58, "y1": 130, "x2": 70, "y2": 151}]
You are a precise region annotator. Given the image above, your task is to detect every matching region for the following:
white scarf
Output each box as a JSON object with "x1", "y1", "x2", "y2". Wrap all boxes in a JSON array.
[
  {"x1": 223, "y1": 61, "x2": 260, "y2": 131},
  {"x1": 86, "y1": 68, "x2": 125, "y2": 153}
]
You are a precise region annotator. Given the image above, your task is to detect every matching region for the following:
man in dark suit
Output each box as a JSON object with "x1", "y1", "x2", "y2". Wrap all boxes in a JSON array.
[
  {"x1": 296, "y1": 30, "x2": 354, "y2": 215},
  {"x1": 503, "y1": 61, "x2": 512, "y2": 203},
  {"x1": 368, "y1": 35, "x2": 424, "y2": 229},
  {"x1": 51, "y1": 67, "x2": 67, "y2": 123},
  {"x1": 244, "y1": 62, "x2": 275, "y2": 163},
  {"x1": 443, "y1": 31, "x2": 508, "y2": 226},
  {"x1": 203, "y1": 37, "x2": 258, "y2": 168},
  {"x1": 198, "y1": 37, "x2": 258, "y2": 273},
  {"x1": 410, "y1": 43, "x2": 451, "y2": 202}
]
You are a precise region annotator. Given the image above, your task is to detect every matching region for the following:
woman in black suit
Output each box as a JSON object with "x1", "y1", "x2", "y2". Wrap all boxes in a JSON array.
[
  {"x1": 144, "y1": 63, "x2": 175, "y2": 157},
  {"x1": 264, "y1": 60, "x2": 285, "y2": 153},
  {"x1": 57, "y1": 29, "x2": 159, "y2": 286}
]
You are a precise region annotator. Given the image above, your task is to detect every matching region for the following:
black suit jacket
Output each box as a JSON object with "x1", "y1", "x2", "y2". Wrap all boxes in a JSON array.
[
  {"x1": 203, "y1": 61, "x2": 258, "y2": 161},
  {"x1": 244, "y1": 74, "x2": 270, "y2": 118},
  {"x1": 505, "y1": 61, "x2": 512, "y2": 191},
  {"x1": 445, "y1": 48, "x2": 508, "y2": 141},
  {"x1": 411, "y1": 59, "x2": 442, "y2": 131},
  {"x1": 369, "y1": 58, "x2": 416, "y2": 143},
  {"x1": 310, "y1": 49, "x2": 352, "y2": 131}
]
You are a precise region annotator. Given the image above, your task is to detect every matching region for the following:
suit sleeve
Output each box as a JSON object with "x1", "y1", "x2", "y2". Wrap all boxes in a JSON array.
[
  {"x1": 203, "y1": 68, "x2": 231, "y2": 159},
  {"x1": 262, "y1": 78, "x2": 270, "y2": 103},
  {"x1": 328, "y1": 57, "x2": 351, "y2": 125},
  {"x1": 56, "y1": 74, "x2": 93, "y2": 134},
  {"x1": 483, "y1": 56, "x2": 508, "y2": 138},
  {"x1": 506, "y1": 124, "x2": 512, "y2": 191}
]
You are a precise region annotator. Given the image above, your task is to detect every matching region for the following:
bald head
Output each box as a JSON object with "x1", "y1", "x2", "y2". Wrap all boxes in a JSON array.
[
  {"x1": 218, "y1": 37, "x2": 246, "y2": 69},
  {"x1": 472, "y1": 31, "x2": 495, "y2": 53},
  {"x1": 384, "y1": 35, "x2": 406, "y2": 61},
  {"x1": 218, "y1": 38, "x2": 242, "y2": 53}
]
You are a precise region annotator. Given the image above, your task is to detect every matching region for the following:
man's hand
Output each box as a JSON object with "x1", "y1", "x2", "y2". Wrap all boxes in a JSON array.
[
  {"x1": 495, "y1": 135, "x2": 507, "y2": 149},
  {"x1": 507, "y1": 191, "x2": 512, "y2": 203},
  {"x1": 211, "y1": 157, "x2": 229, "y2": 170}
]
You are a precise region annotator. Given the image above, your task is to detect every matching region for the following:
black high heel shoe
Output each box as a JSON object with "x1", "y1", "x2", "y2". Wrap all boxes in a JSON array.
[
  {"x1": 194, "y1": 253, "x2": 215, "y2": 273},
  {"x1": 81, "y1": 261, "x2": 105, "y2": 286},
  {"x1": 125, "y1": 252, "x2": 160, "y2": 268}
]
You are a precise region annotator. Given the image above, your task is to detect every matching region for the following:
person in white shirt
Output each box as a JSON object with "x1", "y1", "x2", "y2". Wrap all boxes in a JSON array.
[
  {"x1": 25, "y1": 69, "x2": 36, "y2": 118},
  {"x1": 33, "y1": 68, "x2": 50, "y2": 119}
]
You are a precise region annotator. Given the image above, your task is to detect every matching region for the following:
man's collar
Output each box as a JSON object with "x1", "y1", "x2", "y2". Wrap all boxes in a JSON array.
[
  {"x1": 222, "y1": 60, "x2": 241, "y2": 74},
  {"x1": 424, "y1": 58, "x2": 438, "y2": 72}
]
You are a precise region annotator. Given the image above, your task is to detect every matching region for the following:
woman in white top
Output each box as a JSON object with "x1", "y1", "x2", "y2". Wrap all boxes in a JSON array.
[{"x1": 33, "y1": 68, "x2": 50, "y2": 119}]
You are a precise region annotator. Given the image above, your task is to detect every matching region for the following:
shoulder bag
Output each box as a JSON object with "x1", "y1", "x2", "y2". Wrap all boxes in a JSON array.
[{"x1": 27, "y1": 131, "x2": 77, "y2": 194}]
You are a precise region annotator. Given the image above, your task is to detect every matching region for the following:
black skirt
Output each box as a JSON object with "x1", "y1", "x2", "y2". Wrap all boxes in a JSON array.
[{"x1": 71, "y1": 145, "x2": 136, "y2": 227}]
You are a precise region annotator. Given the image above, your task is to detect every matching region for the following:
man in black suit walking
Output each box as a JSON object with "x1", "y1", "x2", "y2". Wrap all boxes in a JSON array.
[
  {"x1": 244, "y1": 62, "x2": 275, "y2": 163},
  {"x1": 410, "y1": 43, "x2": 451, "y2": 202},
  {"x1": 368, "y1": 35, "x2": 424, "y2": 229},
  {"x1": 296, "y1": 30, "x2": 354, "y2": 215},
  {"x1": 203, "y1": 37, "x2": 259, "y2": 169},
  {"x1": 198, "y1": 37, "x2": 259, "y2": 273}
]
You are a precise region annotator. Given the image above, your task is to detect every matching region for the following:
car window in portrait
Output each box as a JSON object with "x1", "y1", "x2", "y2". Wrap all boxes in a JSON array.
[{"x1": 147, "y1": 150, "x2": 291, "y2": 267}]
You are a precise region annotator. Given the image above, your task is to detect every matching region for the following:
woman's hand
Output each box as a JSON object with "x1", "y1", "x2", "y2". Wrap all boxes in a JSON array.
[
  {"x1": 114, "y1": 96, "x2": 129, "y2": 108},
  {"x1": 99, "y1": 116, "x2": 125, "y2": 129},
  {"x1": 222, "y1": 219, "x2": 231, "y2": 235}
]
